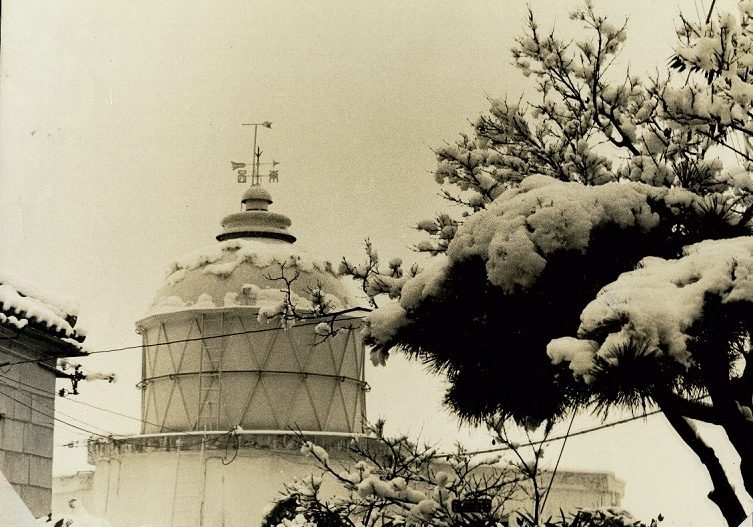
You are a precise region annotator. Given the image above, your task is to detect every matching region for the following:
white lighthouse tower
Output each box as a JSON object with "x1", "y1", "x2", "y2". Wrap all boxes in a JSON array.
[{"x1": 85, "y1": 185, "x2": 368, "y2": 526}]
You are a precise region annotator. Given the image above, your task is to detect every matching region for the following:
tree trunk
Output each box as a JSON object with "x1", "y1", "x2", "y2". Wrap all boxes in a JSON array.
[
  {"x1": 695, "y1": 339, "x2": 753, "y2": 500},
  {"x1": 712, "y1": 410, "x2": 753, "y2": 499},
  {"x1": 659, "y1": 400, "x2": 746, "y2": 527}
]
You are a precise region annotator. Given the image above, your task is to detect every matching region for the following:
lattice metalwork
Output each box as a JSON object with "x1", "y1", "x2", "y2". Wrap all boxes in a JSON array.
[{"x1": 139, "y1": 310, "x2": 366, "y2": 434}]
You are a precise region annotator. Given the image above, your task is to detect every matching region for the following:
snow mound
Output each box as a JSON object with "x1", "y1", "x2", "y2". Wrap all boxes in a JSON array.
[
  {"x1": 448, "y1": 175, "x2": 696, "y2": 293},
  {"x1": 150, "y1": 282, "x2": 346, "y2": 319},
  {"x1": 362, "y1": 176, "x2": 699, "y2": 351},
  {"x1": 149, "y1": 238, "x2": 355, "y2": 317},
  {"x1": 550, "y1": 236, "x2": 753, "y2": 378},
  {"x1": 164, "y1": 239, "x2": 336, "y2": 286}
]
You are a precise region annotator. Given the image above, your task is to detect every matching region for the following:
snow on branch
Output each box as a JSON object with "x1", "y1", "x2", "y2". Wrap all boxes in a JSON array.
[
  {"x1": 362, "y1": 176, "x2": 707, "y2": 359},
  {"x1": 549, "y1": 236, "x2": 753, "y2": 376},
  {"x1": 339, "y1": 240, "x2": 417, "y2": 309},
  {"x1": 265, "y1": 423, "x2": 523, "y2": 527},
  {"x1": 431, "y1": 0, "x2": 753, "y2": 239},
  {"x1": 448, "y1": 177, "x2": 667, "y2": 292}
]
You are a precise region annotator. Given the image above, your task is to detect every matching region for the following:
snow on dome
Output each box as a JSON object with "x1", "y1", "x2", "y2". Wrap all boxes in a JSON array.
[
  {"x1": 147, "y1": 187, "x2": 354, "y2": 317},
  {"x1": 0, "y1": 270, "x2": 86, "y2": 341},
  {"x1": 150, "y1": 238, "x2": 352, "y2": 316}
]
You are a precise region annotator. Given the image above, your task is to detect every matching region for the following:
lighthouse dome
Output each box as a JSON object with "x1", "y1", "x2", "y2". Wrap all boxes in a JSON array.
[
  {"x1": 149, "y1": 188, "x2": 351, "y2": 315},
  {"x1": 135, "y1": 185, "x2": 367, "y2": 437}
]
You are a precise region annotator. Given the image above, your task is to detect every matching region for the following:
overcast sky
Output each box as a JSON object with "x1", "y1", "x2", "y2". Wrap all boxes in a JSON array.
[{"x1": 1, "y1": 1, "x2": 749, "y2": 525}]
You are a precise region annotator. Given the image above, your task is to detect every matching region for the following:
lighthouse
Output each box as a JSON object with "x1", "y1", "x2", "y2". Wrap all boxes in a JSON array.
[{"x1": 84, "y1": 185, "x2": 369, "y2": 526}]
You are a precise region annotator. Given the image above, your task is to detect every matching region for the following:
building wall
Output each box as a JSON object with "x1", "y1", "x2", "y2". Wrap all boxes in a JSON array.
[
  {"x1": 504, "y1": 471, "x2": 625, "y2": 523},
  {"x1": 51, "y1": 471, "x2": 95, "y2": 514},
  {"x1": 55, "y1": 434, "x2": 625, "y2": 527},
  {"x1": 84, "y1": 441, "x2": 354, "y2": 527},
  {"x1": 0, "y1": 336, "x2": 57, "y2": 518}
]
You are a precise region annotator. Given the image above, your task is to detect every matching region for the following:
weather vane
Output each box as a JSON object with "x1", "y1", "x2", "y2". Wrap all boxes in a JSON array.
[{"x1": 231, "y1": 121, "x2": 280, "y2": 185}]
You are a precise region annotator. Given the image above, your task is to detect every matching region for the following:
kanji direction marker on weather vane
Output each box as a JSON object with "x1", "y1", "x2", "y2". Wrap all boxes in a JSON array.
[{"x1": 231, "y1": 121, "x2": 280, "y2": 185}]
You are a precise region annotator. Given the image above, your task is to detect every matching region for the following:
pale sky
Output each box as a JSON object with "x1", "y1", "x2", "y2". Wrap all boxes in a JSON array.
[{"x1": 0, "y1": 1, "x2": 749, "y2": 525}]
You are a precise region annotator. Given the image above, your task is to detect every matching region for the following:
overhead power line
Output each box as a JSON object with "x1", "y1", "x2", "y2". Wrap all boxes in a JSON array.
[
  {"x1": 51, "y1": 408, "x2": 669, "y2": 457},
  {"x1": 433, "y1": 407, "x2": 666, "y2": 459},
  {"x1": 2, "y1": 366, "x2": 695, "y2": 466},
  {"x1": 0, "y1": 372, "x2": 181, "y2": 433},
  {"x1": 0, "y1": 313, "x2": 367, "y2": 370},
  {"x1": 0, "y1": 318, "x2": 711, "y2": 460},
  {"x1": 0, "y1": 377, "x2": 139, "y2": 439},
  {"x1": 0, "y1": 381, "x2": 239, "y2": 449},
  {"x1": 61, "y1": 395, "x2": 182, "y2": 432},
  {"x1": 0, "y1": 384, "x2": 114, "y2": 440},
  {"x1": 0, "y1": 345, "x2": 700, "y2": 458}
]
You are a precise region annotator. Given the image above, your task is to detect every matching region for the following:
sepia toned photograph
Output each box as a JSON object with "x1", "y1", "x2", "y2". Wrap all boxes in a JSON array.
[{"x1": 2, "y1": 1, "x2": 753, "y2": 526}]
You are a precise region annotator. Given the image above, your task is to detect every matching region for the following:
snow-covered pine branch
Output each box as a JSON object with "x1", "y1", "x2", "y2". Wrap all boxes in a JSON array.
[{"x1": 354, "y1": 2, "x2": 753, "y2": 523}]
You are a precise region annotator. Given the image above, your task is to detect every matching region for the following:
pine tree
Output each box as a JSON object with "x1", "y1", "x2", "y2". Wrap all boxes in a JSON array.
[{"x1": 345, "y1": 2, "x2": 753, "y2": 524}]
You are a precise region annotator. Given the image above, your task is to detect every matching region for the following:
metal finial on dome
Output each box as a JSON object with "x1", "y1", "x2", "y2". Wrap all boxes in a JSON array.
[{"x1": 217, "y1": 186, "x2": 296, "y2": 243}]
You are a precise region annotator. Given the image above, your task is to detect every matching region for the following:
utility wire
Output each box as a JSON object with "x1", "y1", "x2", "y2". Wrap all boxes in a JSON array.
[
  {"x1": 61, "y1": 395, "x2": 182, "y2": 433},
  {"x1": 0, "y1": 320, "x2": 715, "y2": 462},
  {"x1": 0, "y1": 314, "x2": 367, "y2": 369},
  {"x1": 0, "y1": 327, "x2": 75, "y2": 370},
  {"x1": 540, "y1": 411, "x2": 576, "y2": 512},
  {"x1": 434, "y1": 407, "x2": 666, "y2": 459},
  {"x1": 6, "y1": 310, "x2": 675, "y2": 452},
  {"x1": 0, "y1": 358, "x2": 705, "y2": 460},
  {"x1": 46, "y1": 404, "x2": 660, "y2": 454},
  {"x1": 0, "y1": 378, "x2": 122, "y2": 436},
  {"x1": 45, "y1": 401, "x2": 667, "y2": 457},
  {"x1": 56, "y1": 432, "x2": 97, "y2": 449},
  {"x1": 0, "y1": 379, "x2": 212, "y2": 448},
  {"x1": 37, "y1": 390, "x2": 701, "y2": 468},
  {"x1": 90, "y1": 313, "x2": 366, "y2": 354},
  {"x1": 0, "y1": 371, "x2": 181, "y2": 433},
  {"x1": 0, "y1": 381, "x2": 236, "y2": 449},
  {"x1": 0, "y1": 384, "x2": 114, "y2": 440}
]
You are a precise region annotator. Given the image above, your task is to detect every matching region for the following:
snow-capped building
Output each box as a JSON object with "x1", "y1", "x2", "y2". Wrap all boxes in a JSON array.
[
  {"x1": 81, "y1": 186, "x2": 370, "y2": 526},
  {"x1": 0, "y1": 274, "x2": 87, "y2": 517},
  {"x1": 53, "y1": 185, "x2": 626, "y2": 526}
]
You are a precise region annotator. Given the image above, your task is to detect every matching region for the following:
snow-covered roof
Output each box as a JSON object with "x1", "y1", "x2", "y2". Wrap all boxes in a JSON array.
[
  {"x1": 0, "y1": 271, "x2": 87, "y2": 351},
  {"x1": 148, "y1": 238, "x2": 352, "y2": 318}
]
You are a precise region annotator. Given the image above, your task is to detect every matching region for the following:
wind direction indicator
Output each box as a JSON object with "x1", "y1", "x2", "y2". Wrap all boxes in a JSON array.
[
  {"x1": 232, "y1": 121, "x2": 280, "y2": 185},
  {"x1": 231, "y1": 159, "x2": 280, "y2": 184}
]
